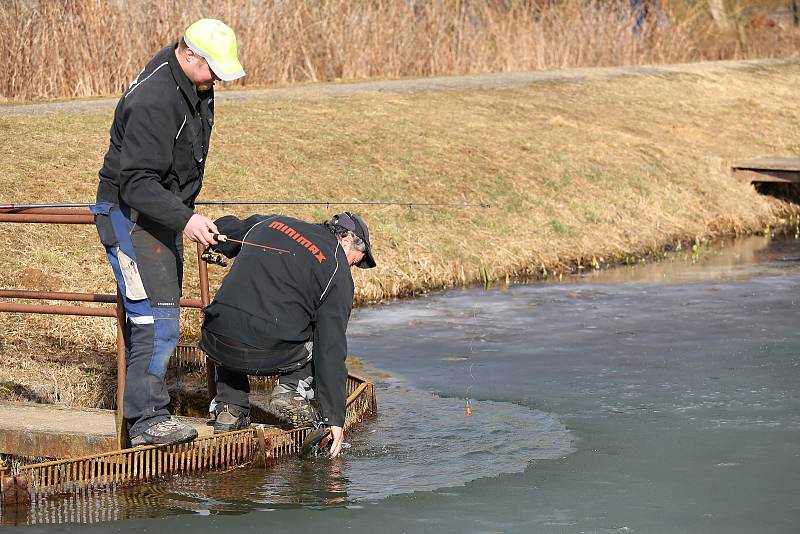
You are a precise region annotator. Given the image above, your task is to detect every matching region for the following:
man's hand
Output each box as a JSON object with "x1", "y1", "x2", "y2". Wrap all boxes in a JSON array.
[
  {"x1": 329, "y1": 425, "x2": 344, "y2": 458},
  {"x1": 183, "y1": 214, "x2": 219, "y2": 246}
]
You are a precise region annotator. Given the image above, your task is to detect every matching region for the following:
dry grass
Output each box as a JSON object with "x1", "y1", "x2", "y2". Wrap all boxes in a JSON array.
[
  {"x1": 1, "y1": 61, "x2": 800, "y2": 407},
  {"x1": 1, "y1": 0, "x2": 799, "y2": 101}
]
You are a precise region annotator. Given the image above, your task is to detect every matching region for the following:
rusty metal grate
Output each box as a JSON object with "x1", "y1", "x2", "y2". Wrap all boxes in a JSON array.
[
  {"x1": 1, "y1": 373, "x2": 375, "y2": 508},
  {"x1": 172, "y1": 343, "x2": 276, "y2": 386},
  {"x1": 20, "y1": 429, "x2": 256, "y2": 501},
  {"x1": 173, "y1": 343, "x2": 209, "y2": 370}
]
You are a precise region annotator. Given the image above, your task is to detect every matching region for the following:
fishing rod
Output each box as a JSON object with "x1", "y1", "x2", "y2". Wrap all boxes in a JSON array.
[
  {"x1": 196, "y1": 201, "x2": 490, "y2": 208},
  {"x1": 201, "y1": 233, "x2": 291, "y2": 266},
  {"x1": 0, "y1": 203, "x2": 94, "y2": 209},
  {"x1": 212, "y1": 234, "x2": 290, "y2": 254},
  {"x1": 0, "y1": 200, "x2": 489, "y2": 210}
]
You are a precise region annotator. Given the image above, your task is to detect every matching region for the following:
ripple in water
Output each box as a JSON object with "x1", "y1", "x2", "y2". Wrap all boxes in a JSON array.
[{"x1": 340, "y1": 377, "x2": 574, "y2": 499}]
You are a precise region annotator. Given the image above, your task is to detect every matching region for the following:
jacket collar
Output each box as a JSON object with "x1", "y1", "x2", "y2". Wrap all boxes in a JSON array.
[{"x1": 167, "y1": 43, "x2": 200, "y2": 110}]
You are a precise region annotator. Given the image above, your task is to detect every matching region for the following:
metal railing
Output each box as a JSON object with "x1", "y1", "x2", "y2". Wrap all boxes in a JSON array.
[
  {"x1": 0, "y1": 207, "x2": 377, "y2": 510},
  {"x1": 0, "y1": 206, "x2": 216, "y2": 450}
]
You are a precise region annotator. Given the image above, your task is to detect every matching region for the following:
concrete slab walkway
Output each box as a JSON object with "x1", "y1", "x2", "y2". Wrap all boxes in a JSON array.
[{"x1": 0, "y1": 402, "x2": 213, "y2": 459}]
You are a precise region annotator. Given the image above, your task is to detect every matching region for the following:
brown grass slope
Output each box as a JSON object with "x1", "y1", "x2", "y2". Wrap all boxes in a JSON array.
[{"x1": 0, "y1": 61, "x2": 798, "y2": 408}]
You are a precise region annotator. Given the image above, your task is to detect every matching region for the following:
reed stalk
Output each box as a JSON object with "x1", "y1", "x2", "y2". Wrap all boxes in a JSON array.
[{"x1": 1, "y1": 0, "x2": 798, "y2": 101}]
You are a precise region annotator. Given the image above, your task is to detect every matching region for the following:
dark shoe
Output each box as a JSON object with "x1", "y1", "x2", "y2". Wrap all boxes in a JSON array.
[
  {"x1": 268, "y1": 383, "x2": 317, "y2": 428},
  {"x1": 213, "y1": 404, "x2": 251, "y2": 434},
  {"x1": 130, "y1": 417, "x2": 198, "y2": 447}
]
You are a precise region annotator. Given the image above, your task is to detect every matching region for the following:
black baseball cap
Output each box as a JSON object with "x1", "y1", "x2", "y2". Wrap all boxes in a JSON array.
[{"x1": 333, "y1": 212, "x2": 376, "y2": 269}]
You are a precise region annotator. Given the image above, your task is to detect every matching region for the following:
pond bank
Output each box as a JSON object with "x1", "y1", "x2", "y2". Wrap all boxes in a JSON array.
[
  {"x1": 1, "y1": 59, "x2": 799, "y2": 408},
  {"x1": 6, "y1": 231, "x2": 798, "y2": 531}
]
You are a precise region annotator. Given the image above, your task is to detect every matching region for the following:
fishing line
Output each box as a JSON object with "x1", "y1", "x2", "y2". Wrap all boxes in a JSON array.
[
  {"x1": 464, "y1": 305, "x2": 480, "y2": 417},
  {"x1": 465, "y1": 362, "x2": 476, "y2": 417}
]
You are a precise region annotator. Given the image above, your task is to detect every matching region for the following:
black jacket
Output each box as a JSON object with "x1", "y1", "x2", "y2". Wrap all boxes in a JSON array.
[
  {"x1": 96, "y1": 44, "x2": 214, "y2": 233},
  {"x1": 204, "y1": 215, "x2": 354, "y2": 427}
]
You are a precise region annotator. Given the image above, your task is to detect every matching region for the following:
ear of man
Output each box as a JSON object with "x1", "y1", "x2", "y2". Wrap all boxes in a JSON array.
[{"x1": 339, "y1": 234, "x2": 354, "y2": 249}]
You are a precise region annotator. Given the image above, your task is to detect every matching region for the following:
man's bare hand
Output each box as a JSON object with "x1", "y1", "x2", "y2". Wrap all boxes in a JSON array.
[
  {"x1": 183, "y1": 214, "x2": 219, "y2": 246},
  {"x1": 329, "y1": 425, "x2": 344, "y2": 458}
]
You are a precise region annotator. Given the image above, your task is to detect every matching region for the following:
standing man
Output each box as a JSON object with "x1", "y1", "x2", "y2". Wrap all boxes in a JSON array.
[
  {"x1": 199, "y1": 212, "x2": 376, "y2": 459},
  {"x1": 92, "y1": 19, "x2": 245, "y2": 446}
]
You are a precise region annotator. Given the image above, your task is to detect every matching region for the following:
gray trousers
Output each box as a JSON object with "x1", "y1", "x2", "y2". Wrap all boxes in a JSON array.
[
  {"x1": 199, "y1": 328, "x2": 312, "y2": 415},
  {"x1": 93, "y1": 202, "x2": 183, "y2": 437}
]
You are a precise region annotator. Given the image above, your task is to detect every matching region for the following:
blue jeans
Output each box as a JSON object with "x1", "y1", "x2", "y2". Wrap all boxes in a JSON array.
[{"x1": 92, "y1": 202, "x2": 183, "y2": 438}]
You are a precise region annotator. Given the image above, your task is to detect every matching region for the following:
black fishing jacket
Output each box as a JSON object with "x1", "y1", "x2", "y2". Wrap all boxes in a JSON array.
[
  {"x1": 96, "y1": 44, "x2": 214, "y2": 233},
  {"x1": 203, "y1": 215, "x2": 354, "y2": 427}
]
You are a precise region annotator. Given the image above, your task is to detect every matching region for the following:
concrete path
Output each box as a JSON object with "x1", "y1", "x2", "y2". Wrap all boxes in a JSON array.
[
  {"x1": 0, "y1": 402, "x2": 214, "y2": 459},
  {"x1": 1, "y1": 58, "x2": 796, "y2": 117}
]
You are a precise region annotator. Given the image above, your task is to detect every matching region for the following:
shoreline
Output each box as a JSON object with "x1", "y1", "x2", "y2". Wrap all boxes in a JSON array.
[
  {"x1": 1, "y1": 59, "x2": 800, "y2": 407},
  {"x1": 361, "y1": 221, "x2": 800, "y2": 302}
]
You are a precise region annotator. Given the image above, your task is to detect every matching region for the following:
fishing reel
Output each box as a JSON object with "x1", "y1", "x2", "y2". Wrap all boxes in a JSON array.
[{"x1": 201, "y1": 247, "x2": 228, "y2": 267}]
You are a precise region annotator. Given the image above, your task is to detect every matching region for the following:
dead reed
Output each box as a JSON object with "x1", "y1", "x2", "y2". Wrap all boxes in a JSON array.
[{"x1": 2, "y1": 0, "x2": 798, "y2": 101}]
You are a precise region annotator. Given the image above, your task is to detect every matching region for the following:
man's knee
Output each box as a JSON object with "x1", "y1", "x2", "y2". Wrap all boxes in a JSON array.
[{"x1": 146, "y1": 309, "x2": 180, "y2": 379}]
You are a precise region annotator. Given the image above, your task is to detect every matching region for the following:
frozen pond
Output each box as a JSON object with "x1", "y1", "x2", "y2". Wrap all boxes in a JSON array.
[{"x1": 6, "y1": 234, "x2": 800, "y2": 532}]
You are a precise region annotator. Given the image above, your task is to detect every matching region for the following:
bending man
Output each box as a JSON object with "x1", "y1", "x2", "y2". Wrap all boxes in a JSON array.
[
  {"x1": 93, "y1": 19, "x2": 245, "y2": 446},
  {"x1": 199, "y1": 212, "x2": 376, "y2": 458}
]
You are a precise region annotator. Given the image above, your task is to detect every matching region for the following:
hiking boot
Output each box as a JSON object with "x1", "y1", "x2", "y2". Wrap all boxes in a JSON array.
[
  {"x1": 213, "y1": 404, "x2": 251, "y2": 434},
  {"x1": 267, "y1": 383, "x2": 317, "y2": 428},
  {"x1": 130, "y1": 417, "x2": 198, "y2": 447}
]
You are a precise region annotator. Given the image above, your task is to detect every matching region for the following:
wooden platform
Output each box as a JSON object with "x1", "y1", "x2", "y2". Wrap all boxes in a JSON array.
[{"x1": 732, "y1": 157, "x2": 800, "y2": 183}]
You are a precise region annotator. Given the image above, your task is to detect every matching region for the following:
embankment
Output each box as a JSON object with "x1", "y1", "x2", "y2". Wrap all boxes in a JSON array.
[{"x1": 0, "y1": 59, "x2": 798, "y2": 406}]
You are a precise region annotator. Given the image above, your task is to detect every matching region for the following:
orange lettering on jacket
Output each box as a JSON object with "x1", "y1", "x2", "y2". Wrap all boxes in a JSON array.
[{"x1": 269, "y1": 221, "x2": 327, "y2": 263}]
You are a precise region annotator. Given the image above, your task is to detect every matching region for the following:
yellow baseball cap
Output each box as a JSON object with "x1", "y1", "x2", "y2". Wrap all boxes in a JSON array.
[{"x1": 184, "y1": 19, "x2": 245, "y2": 82}]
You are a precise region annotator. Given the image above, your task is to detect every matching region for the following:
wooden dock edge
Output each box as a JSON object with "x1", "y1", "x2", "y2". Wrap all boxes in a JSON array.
[{"x1": 732, "y1": 157, "x2": 800, "y2": 184}]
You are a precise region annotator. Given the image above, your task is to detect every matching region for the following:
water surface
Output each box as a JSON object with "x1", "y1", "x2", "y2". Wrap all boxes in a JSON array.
[{"x1": 6, "y1": 234, "x2": 800, "y2": 533}]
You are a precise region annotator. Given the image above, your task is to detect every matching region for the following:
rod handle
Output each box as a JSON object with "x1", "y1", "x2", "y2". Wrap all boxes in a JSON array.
[{"x1": 212, "y1": 233, "x2": 228, "y2": 242}]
